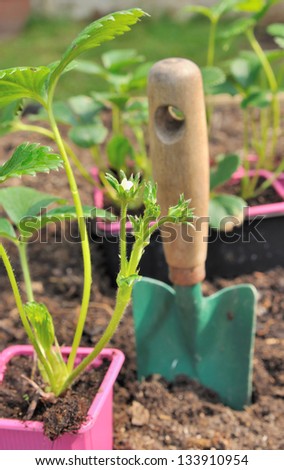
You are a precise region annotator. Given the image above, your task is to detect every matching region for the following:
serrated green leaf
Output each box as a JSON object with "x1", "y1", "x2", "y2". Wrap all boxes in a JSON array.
[
  {"x1": 210, "y1": 154, "x2": 241, "y2": 191},
  {"x1": 0, "y1": 217, "x2": 17, "y2": 241},
  {"x1": 0, "y1": 186, "x2": 64, "y2": 225},
  {"x1": 167, "y1": 194, "x2": 193, "y2": 222},
  {"x1": 0, "y1": 142, "x2": 63, "y2": 183},
  {"x1": 50, "y1": 9, "x2": 148, "y2": 85},
  {"x1": 107, "y1": 135, "x2": 134, "y2": 171},
  {"x1": 201, "y1": 66, "x2": 226, "y2": 94},
  {"x1": 0, "y1": 66, "x2": 50, "y2": 109},
  {"x1": 69, "y1": 122, "x2": 108, "y2": 148},
  {"x1": 209, "y1": 194, "x2": 246, "y2": 230},
  {"x1": 24, "y1": 301, "x2": 55, "y2": 351},
  {"x1": 104, "y1": 172, "x2": 121, "y2": 192}
]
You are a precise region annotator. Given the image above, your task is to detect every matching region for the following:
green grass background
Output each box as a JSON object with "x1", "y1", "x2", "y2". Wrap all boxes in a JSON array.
[{"x1": 0, "y1": 13, "x2": 247, "y2": 99}]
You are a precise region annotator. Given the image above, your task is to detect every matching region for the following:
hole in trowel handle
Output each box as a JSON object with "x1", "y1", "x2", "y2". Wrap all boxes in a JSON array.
[{"x1": 155, "y1": 105, "x2": 185, "y2": 144}]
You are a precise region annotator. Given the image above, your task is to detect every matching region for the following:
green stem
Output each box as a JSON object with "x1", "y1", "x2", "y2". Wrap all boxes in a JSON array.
[
  {"x1": 57, "y1": 211, "x2": 187, "y2": 394},
  {"x1": 243, "y1": 107, "x2": 250, "y2": 157},
  {"x1": 57, "y1": 282, "x2": 132, "y2": 395},
  {"x1": 62, "y1": 140, "x2": 95, "y2": 185},
  {"x1": 57, "y1": 206, "x2": 148, "y2": 394},
  {"x1": 18, "y1": 241, "x2": 34, "y2": 302},
  {"x1": 112, "y1": 105, "x2": 122, "y2": 135},
  {"x1": 133, "y1": 127, "x2": 152, "y2": 180},
  {"x1": 254, "y1": 158, "x2": 284, "y2": 197},
  {"x1": 206, "y1": 17, "x2": 218, "y2": 131},
  {"x1": 259, "y1": 107, "x2": 268, "y2": 167},
  {"x1": 246, "y1": 27, "x2": 280, "y2": 165},
  {"x1": 47, "y1": 104, "x2": 92, "y2": 373},
  {"x1": 0, "y1": 243, "x2": 56, "y2": 390},
  {"x1": 127, "y1": 241, "x2": 145, "y2": 275},
  {"x1": 246, "y1": 28, "x2": 277, "y2": 92},
  {"x1": 243, "y1": 110, "x2": 263, "y2": 199},
  {"x1": 14, "y1": 122, "x2": 55, "y2": 139},
  {"x1": 120, "y1": 201, "x2": 128, "y2": 274}
]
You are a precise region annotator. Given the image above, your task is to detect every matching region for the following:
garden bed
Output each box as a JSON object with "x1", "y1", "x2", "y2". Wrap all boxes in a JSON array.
[
  {"x1": 0, "y1": 102, "x2": 284, "y2": 450},
  {"x1": 0, "y1": 231, "x2": 283, "y2": 450}
]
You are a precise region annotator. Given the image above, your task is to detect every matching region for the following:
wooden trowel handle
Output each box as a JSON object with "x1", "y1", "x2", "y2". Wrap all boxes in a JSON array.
[{"x1": 148, "y1": 58, "x2": 209, "y2": 286}]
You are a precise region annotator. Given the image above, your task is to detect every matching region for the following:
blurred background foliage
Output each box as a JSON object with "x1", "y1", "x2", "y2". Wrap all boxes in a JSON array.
[{"x1": 0, "y1": 12, "x2": 246, "y2": 98}]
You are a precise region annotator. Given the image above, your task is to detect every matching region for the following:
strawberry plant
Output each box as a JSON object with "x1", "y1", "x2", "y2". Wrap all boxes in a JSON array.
[{"x1": 0, "y1": 9, "x2": 194, "y2": 397}]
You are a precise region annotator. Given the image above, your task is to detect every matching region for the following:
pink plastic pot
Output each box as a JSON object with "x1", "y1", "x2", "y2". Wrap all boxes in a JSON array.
[
  {"x1": 0, "y1": 345, "x2": 124, "y2": 450},
  {"x1": 232, "y1": 168, "x2": 284, "y2": 218}
]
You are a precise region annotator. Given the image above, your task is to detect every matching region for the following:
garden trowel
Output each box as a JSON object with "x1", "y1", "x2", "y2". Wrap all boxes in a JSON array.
[{"x1": 132, "y1": 58, "x2": 257, "y2": 410}]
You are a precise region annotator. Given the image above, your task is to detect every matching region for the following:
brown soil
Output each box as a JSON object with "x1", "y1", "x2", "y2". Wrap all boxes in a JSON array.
[
  {"x1": 0, "y1": 102, "x2": 284, "y2": 449},
  {"x1": 221, "y1": 177, "x2": 284, "y2": 206},
  {"x1": 0, "y1": 355, "x2": 109, "y2": 440}
]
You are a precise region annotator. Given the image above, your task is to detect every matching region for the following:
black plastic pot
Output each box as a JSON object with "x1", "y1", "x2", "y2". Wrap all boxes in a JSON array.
[
  {"x1": 92, "y1": 167, "x2": 284, "y2": 285},
  {"x1": 93, "y1": 213, "x2": 284, "y2": 286}
]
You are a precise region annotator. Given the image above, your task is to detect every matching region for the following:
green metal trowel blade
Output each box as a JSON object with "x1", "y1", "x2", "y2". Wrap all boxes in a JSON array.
[{"x1": 132, "y1": 277, "x2": 257, "y2": 410}]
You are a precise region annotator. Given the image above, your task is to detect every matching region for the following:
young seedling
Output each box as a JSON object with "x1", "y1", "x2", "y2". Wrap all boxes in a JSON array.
[
  {"x1": 183, "y1": 0, "x2": 235, "y2": 125},
  {"x1": 0, "y1": 145, "x2": 114, "y2": 395},
  {"x1": 185, "y1": 0, "x2": 283, "y2": 199},
  {"x1": 0, "y1": 169, "x2": 193, "y2": 397},
  {"x1": 0, "y1": 9, "x2": 194, "y2": 400},
  {"x1": 184, "y1": 0, "x2": 240, "y2": 67},
  {"x1": 0, "y1": 9, "x2": 152, "y2": 396},
  {"x1": 218, "y1": 0, "x2": 283, "y2": 198}
]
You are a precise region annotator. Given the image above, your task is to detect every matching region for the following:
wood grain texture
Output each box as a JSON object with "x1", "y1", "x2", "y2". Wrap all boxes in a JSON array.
[{"x1": 148, "y1": 58, "x2": 209, "y2": 286}]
